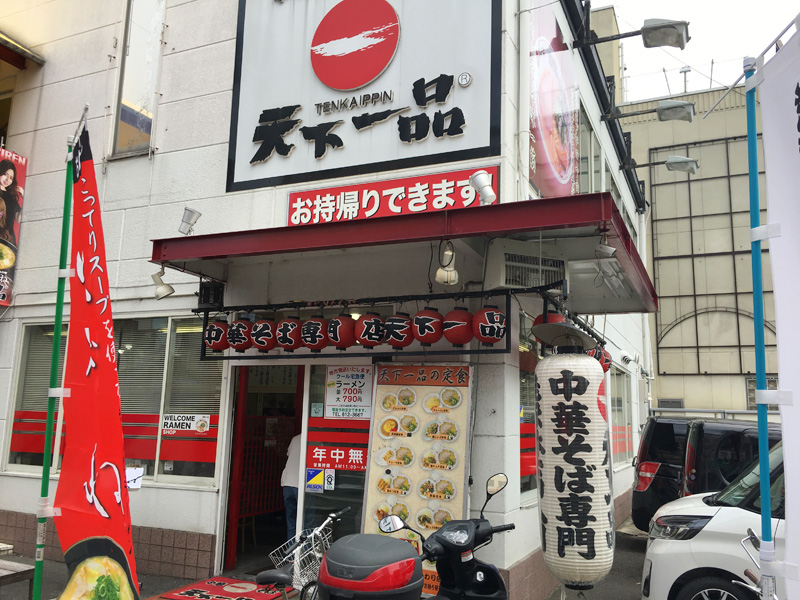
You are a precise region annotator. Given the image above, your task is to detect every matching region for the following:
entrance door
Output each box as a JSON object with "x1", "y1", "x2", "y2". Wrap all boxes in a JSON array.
[{"x1": 225, "y1": 365, "x2": 304, "y2": 571}]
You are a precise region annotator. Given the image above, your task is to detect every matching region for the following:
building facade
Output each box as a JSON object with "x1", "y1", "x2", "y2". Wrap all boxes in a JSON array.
[{"x1": 0, "y1": 2, "x2": 655, "y2": 598}]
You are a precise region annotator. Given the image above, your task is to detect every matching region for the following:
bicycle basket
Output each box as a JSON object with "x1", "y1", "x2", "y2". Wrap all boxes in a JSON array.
[{"x1": 269, "y1": 526, "x2": 333, "y2": 589}]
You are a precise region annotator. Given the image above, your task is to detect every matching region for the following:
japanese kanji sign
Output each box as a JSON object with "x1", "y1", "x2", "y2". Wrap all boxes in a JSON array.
[
  {"x1": 307, "y1": 445, "x2": 368, "y2": 472},
  {"x1": 288, "y1": 166, "x2": 497, "y2": 226},
  {"x1": 228, "y1": 0, "x2": 501, "y2": 191},
  {"x1": 534, "y1": 352, "x2": 613, "y2": 588},
  {"x1": 54, "y1": 128, "x2": 140, "y2": 597},
  {"x1": 364, "y1": 364, "x2": 472, "y2": 595},
  {"x1": 325, "y1": 366, "x2": 373, "y2": 419}
]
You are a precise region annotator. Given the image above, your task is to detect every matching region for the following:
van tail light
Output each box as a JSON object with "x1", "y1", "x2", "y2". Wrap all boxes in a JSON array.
[
  {"x1": 635, "y1": 461, "x2": 660, "y2": 491},
  {"x1": 681, "y1": 441, "x2": 697, "y2": 497}
]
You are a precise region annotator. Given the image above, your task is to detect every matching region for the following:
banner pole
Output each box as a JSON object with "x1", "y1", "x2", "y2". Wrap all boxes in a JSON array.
[{"x1": 32, "y1": 133, "x2": 75, "y2": 600}]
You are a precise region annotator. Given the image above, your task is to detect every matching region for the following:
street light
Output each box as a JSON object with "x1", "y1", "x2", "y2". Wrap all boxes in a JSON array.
[
  {"x1": 573, "y1": 3, "x2": 690, "y2": 50},
  {"x1": 602, "y1": 100, "x2": 696, "y2": 123},
  {"x1": 621, "y1": 155, "x2": 699, "y2": 175}
]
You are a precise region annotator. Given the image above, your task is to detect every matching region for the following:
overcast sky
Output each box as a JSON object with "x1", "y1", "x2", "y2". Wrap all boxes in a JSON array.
[{"x1": 596, "y1": 1, "x2": 798, "y2": 102}]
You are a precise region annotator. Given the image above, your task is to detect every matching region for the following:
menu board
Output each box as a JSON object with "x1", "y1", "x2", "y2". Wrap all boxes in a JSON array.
[{"x1": 364, "y1": 364, "x2": 471, "y2": 595}]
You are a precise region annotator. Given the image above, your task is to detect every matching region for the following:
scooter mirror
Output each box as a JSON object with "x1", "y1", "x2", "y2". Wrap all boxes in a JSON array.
[
  {"x1": 487, "y1": 473, "x2": 508, "y2": 496},
  {"x1": 379, "y1": 515, "x2": 406, "y2": 534}
]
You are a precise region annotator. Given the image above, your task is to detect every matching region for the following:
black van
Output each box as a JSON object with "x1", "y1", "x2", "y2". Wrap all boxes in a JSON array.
[{"x1": 631, "y1": 416, "x2": 782, "y2": 532}]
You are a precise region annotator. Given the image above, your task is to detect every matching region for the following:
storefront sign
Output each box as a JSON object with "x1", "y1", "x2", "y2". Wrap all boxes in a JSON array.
[
  {"x1": 307, "y1": 444, "x2": 367, "y2": 472},
  {"x1": 0, "y1": 148, "x2": 27, "y2": 307},
  {"x1": 306, "y1": 468, "x2": 324, "y2": 494},
  {"x1": 228, "y1": 0, "x2": 501, "y2": 190},
  {"x1": 364, "y1": 364, "x2": 472, "y2": 595},
  {"x1": 288, "y1": 166, "x2": 498, "y2": 226},
  {"x1": 529, "y1": 2, "x2": 580, "y2": 197},
  {"x1": 325, "y1": 366, "x2": 373, "y2": 419},
  {"x1": 161, "y1": 414, "x2": 211, "y2": 435}
]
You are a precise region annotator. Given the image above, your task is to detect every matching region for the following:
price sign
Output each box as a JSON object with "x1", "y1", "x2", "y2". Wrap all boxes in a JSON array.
[{"x1": 325, "y1": 366, "x2": 373, "y2": 420}]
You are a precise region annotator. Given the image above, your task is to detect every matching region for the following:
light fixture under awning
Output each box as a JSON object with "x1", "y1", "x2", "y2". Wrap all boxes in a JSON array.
[
  {"x1": 0, "y1": 30, "x2": 45, "y2": 70},
  {"x1": 151, "y1": 192, "x2": 657, "y2": 315}
]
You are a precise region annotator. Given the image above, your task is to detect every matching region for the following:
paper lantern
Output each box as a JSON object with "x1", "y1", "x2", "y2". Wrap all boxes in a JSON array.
[
  {"x1": 251, "y1": 319, "x2": 278, "y2": 352},
  {"x1": 276, "y1": 317, "x2": 303, "y2": 352},
  {"x1": 385, "y1": 312, "x2": 413, "y2": 349},
  {"x1": 227, "y1": 319, "x2": 253, "y2": 353},
  {"x1": 302, "y1": 316, "x2": 330, "y2": 352},
  {"x1": 204, "y1": 321, "x2": 229, "y2": 351},
  {"x1": 413, "y1": 306, "x2": 444, "y2": 346},
  {"x1": 356, "y1": 312, "x2": 385, "y2": 348},
  {"x1": 587, "y1": 346, "x2": 612, "y2": 372},
  {"x1": 443, "y1": 307, "x2": 473, "y2": 347},
  {"x1": 535, "y1": 351, "x2": 614, "y2": 589},
  {"x1": 473, "y1": 305, "x2": 507, "y2": 346},
  {"x1": 328, "y1": 314, "x2": 356, "y2": 350},
  {"x1": 532, "y1": 313, "x2": 566, "y2": 344}
]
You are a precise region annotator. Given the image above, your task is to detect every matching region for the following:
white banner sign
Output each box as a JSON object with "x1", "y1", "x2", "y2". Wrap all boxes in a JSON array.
[
  {"x1": 228, "y1": 0, "x2": 501, "y2": 191},
  {"x1": 325, "y1": 366, "x2": 373, "y2": 419},
  {"x1": 759, "y1": 32, "x2": 800, "y2": 598},
  {"x1": 161, "y1": 414, "x2": 211, "y2": 433}
]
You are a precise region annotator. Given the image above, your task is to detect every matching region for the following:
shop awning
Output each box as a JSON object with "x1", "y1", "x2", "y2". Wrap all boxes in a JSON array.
[
  {"x1": 0, "y1": 30, "x2": 45, "y2": 70},
  {"x1": 151, "y1": 192, "x2": 657, "y2": 314}
]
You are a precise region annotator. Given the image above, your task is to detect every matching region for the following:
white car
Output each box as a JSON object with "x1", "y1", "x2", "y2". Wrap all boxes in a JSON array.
[{"x1": 641, "y1": 441, "x2": 785, "y2": 600}]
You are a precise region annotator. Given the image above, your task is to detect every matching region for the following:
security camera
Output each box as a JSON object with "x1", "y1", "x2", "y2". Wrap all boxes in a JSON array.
[{"x1": 621, "y1": 352, "x2": 633, "y2": 364}]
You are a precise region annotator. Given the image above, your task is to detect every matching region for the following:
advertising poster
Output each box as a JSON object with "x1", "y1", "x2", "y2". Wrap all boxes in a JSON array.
[
  {"x1": 0, "y1": 148, "x2": 27, "y2": 306},
  {"x1": 53, "y1": 129, "x2": 139, "y2": 599},
  {"x1": 364, "y1": 364, "x2": 471, "y2": 595},
  {"x1": 325, "y1": 366, "x2": 373, "y2": 419},
  {"x1": 529, "y1": 1, "x2": 580, "y2": 197}
]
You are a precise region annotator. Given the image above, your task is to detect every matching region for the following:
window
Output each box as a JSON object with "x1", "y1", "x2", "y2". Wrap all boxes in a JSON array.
[
  {"x1": 657, "y1": 398, "x2": 684, "y2": 409},
  {"x1": 0, "y1": 86, "x2": 13, "y2": 148},
  {"x1": 519, "y1": 312, "x2": 538, "y2": 500},
  {"x1": 746, "y1": 377, "x2": 779, "y2": 411},
  {"x1": 609, "y1": 365, "x2": 633, "y2": 465},
  {"x1": 578, "y1": 108, "x2": 602, "y2": 194},
  {"x1": 114, "y1": 0, "x2": 165, "y2": 155},
  {"x1": 8, "y1": 317, "x2": 222, "y2": 483}
]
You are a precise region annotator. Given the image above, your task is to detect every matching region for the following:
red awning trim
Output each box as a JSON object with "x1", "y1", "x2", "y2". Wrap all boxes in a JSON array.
[{"x1": 151, "y1": 192, "x2": 657, "y2": 312}]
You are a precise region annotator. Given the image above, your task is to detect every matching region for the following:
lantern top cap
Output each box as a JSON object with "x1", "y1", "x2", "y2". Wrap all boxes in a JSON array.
[{"x1": 530, "y1": 321, "x2": 596, "y2": 350}]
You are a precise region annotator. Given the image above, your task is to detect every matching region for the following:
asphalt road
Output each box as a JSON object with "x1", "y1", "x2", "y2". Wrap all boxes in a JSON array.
[{"x1": 547, "y1": 519, "x2": 649, "y2": 600}]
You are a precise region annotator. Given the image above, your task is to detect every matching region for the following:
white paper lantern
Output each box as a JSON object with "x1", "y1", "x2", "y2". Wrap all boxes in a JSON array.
[{"x1": 535, "y1": 351, "x2": 614, "y2": 589}]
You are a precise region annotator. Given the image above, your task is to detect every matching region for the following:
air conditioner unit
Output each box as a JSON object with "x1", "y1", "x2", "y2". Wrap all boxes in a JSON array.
[{"x1": 484, "y1": 239, "x2": 568, "y2": 291}]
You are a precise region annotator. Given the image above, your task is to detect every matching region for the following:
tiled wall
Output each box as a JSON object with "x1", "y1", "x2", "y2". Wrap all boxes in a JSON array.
[{"x1": 0, "y1": 510, "x2": 215, "y2": 579}]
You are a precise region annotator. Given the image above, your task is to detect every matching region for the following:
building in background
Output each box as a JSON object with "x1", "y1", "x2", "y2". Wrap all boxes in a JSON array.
[{"x1": 0, "y1": 2, "x2": 656, "y2": 598}]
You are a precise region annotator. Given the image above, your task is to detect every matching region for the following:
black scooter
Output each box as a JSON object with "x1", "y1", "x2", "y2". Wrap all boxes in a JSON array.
[{"x1": 317, "y1": 473, "x2": 515, "y2": 600}]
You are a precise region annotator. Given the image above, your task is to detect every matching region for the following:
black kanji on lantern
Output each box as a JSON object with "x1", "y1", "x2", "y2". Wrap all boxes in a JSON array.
[
  {"x1": 251, "y1": 105, "x2": 301, "y2": 164},
  {"x1": 384, "y1": 317, "x2": 411, "y2": 343},
  {"x1": 301, "y1": 321, "x2": 326, "y2": 346},
  {"x1": 227, "y1": 322, "x2": 249, "y2": 346},
  {"x1": 277, "y1": 320, "x2": 299, "y2": 345},
  {"x1": 556, "y1": 493, "x2": 596, "y2": 529},
  {"x1": 412, "y1": 74, "x2": 455, "y2": 107},
  {"x1": 556, "y1": 526, "x2": 596, "y2": 560},
  {"x1": 549, "y1": 369, "x2": 589, "y2": 401},
  {"x1": 413, "y1": 315, "x2": 439, "y2": 337},
  {"x1": 359, "y1": 318, "x2": 385, "y2": 343},
  {"x1": 477, "y1": 310, "x2": 506, "y2": 340},
  {"x1": 251, "y1": 322, "x2": 274, "y2": 344},
  {"x1": 551, "y1": 400, "x2": 590, "y2": 436},
  {"x1": 300, "y1": 120, "x2": 344, "y2": 159},
  {"x1": 552, "y1": 434, "x2": 592, "y2": 466},
  {"x1": 204, "y1": 324, "x2": 225, "y2": 345}
]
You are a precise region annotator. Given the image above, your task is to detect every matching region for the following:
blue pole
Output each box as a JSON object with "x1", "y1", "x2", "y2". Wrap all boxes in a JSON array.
[{"x1": 744, "y1": 58, "x2": 772, "y2": 547}]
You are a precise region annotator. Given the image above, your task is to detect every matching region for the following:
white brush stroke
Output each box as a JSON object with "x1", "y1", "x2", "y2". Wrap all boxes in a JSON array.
[{"x1": 312, "y1": 23, "x2": 396, "y2": 57}]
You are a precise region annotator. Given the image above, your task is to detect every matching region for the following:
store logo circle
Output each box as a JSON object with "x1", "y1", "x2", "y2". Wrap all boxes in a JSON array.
[{"x1": 311, "y1": 0, "x2": 400, "y2": 91}]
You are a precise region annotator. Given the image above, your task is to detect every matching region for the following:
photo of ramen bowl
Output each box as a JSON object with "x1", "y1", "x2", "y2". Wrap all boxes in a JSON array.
[
  {"x1": 392, "y1": 475, "x2": 411, "y2": 494},
  {"x1": 397, "y1": 387, "x2": 416, "y2": 406},
  {"x1": 433, "y1": 508, "x2": 453, "y2": 527},
  {"x1": 382, "y1": 393, "x2": 398, "y2": 410},
  {"x1": 62, "y1": 538, "x2": 137, "y2": 600},
  {"x1": 437, "y1": 449, "x2": 457, "y2": 469},
  {"x1": 435, "y1": 479, "x2": 455, "y2": 497},
  {"x1": 440, "y1": 388, "x2": 462, "y2": 408},
  {"x1": 395, "y1": 446, "x2": 414, "y2": 466},
  {"x1": 379, "y1": 416, "x2": 401, "y2": 438},
  {"x1": 438, "y1": 421, "x2": 458, "y2": 439},
  {"x1": 391, "y1": 502, "x2": 410, "y2": 521},
  {"x1": 195, "y1": 419, "x2": 209, "y2": 433},
  {"x1": 0, "y1": 239, "x2": 16, "y2": 271},
  {"x1": 399, "y1": 414, "x2": 418, "y2": 433}
]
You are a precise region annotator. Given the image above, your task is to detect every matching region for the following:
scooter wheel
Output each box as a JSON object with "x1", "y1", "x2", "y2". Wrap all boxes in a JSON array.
[{"x1": 300, "y1": 581, "x2": 319, "y2": 600}]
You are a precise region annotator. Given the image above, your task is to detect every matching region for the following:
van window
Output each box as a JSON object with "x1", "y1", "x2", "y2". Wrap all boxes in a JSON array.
[{"x1": 645, "y1": 420, "x2": 688, "y2": 465}]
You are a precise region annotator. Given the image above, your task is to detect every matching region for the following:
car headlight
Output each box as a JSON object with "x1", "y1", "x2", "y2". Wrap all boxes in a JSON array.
[{"x1": 649, "y1": 515, "x2": 711, "y2": 540}]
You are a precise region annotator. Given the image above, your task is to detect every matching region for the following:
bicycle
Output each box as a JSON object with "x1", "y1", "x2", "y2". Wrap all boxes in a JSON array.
[{"x1": 255, "y1": 506, "x2": 351, "y2": 600}]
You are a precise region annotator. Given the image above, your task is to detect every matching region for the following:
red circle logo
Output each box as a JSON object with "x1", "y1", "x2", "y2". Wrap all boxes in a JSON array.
[{"x1": 311, "y1": 0, "x2": 400, "y2": 91}]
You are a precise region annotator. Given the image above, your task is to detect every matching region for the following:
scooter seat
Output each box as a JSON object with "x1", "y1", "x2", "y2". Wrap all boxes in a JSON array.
[{"x1": 255, "y1": 563, "x2": 294, "y2": 586}]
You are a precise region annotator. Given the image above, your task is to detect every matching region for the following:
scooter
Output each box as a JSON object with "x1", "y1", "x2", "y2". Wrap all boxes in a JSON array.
[{"x1": 316, "y1": 473, "x2": 515, "y2": 600}]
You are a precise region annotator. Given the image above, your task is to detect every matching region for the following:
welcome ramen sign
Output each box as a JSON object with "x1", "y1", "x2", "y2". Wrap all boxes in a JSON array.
[{"x1": 228, "y1": 0, "x2": 501, "y2": 191}]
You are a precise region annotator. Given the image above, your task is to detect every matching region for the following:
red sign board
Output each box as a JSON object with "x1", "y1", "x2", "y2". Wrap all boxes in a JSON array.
[
  {"x1": 288, "y1": 166, "x2": 497, "y2": 226},
  {"x1": 306, "y1": 444, "x2": 367, "y2": 471}
]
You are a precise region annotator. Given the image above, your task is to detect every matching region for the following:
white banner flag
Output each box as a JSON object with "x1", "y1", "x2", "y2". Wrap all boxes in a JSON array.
[{"x1": 759, "y1": 32, "x2": 800, "y2": 597}]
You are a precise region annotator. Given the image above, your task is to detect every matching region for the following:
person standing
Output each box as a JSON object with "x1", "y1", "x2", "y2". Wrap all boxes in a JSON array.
[{"x1": 280, "y1": 433, "x2": 302, "y2": 541}]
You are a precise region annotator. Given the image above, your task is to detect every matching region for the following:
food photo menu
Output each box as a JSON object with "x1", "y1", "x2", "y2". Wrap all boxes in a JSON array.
[{"x1": 363, "y1": 364, "x2": 471, "y2": 594}]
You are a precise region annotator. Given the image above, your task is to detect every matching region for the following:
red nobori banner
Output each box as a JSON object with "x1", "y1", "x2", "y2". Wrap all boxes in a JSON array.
[
  {"x1": 306, "y1": 444, "x2": 367, "y2": 471},
  {"x1": 54, "y1": 129, "x2": 140, "y2": 598},
  {"x1": 287, "y1": 166, "x2": 498, "y2": 226},
  {"x1": 0, "y1": 148, "x2": 28, "y2": 307}
]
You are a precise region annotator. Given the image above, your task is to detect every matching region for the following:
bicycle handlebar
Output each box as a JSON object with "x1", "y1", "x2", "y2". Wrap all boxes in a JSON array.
[{"x1": 492, "y1": 523, "x2": 515, "y2": 534}]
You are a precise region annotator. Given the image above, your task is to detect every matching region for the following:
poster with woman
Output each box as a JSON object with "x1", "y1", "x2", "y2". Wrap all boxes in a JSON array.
[
  {"x1": 364, "y1": 364, "x2": 471, "y2": 595},
  {"x1": 0, "y1": 147, "x2": 27, "y2": 307}
]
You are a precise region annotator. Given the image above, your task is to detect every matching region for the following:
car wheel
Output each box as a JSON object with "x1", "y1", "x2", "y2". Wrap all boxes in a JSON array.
[{"x1": 676, "y1": 576, "x2": 755, "y2": 600}]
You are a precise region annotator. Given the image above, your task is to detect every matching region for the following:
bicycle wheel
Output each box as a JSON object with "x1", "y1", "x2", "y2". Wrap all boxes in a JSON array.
[{"x1": 300, "y1": 581, "x2": 318, "y2": 600}]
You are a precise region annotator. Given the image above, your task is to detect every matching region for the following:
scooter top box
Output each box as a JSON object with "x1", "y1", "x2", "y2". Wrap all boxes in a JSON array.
[{"x1": 317, "y1": 534, "x2": 424, "y2": 600}]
